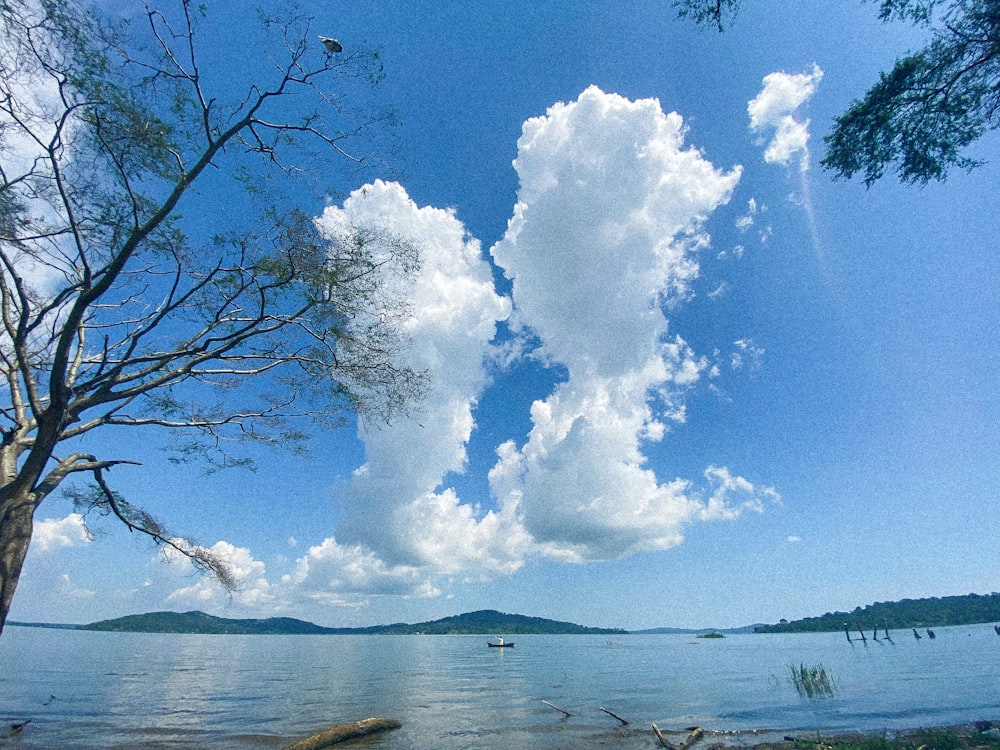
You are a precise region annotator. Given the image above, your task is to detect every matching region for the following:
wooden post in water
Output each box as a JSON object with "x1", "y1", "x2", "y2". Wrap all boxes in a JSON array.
[{"x1": 844, "y1": 623, "x2": 852, "y2": 643}]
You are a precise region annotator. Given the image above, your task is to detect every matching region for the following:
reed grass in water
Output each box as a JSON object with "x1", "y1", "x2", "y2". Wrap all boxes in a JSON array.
[{"x1": 790, "y1": 663, "x2": 835, "y2": 698}]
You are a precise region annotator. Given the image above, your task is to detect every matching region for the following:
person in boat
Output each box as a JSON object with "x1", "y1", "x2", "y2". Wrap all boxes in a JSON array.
[{"x1": 496, "y1": 636, "x2": 504, "y2": 645}]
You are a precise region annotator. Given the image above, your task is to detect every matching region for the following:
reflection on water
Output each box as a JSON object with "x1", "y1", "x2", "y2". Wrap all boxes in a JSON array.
[{"x1": 0, "y1": 624, "x2": 998, "y2": 749}]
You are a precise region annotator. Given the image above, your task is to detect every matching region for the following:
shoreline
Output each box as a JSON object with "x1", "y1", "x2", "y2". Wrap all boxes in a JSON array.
[{"x1": 686, "y1": 722, "x2": 1000, "y2": 750}]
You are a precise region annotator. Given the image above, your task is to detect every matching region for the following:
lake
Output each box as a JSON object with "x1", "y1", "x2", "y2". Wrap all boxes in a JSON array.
[{"x1": 0, "y1": 623, "x2": 998, "y2": 749}]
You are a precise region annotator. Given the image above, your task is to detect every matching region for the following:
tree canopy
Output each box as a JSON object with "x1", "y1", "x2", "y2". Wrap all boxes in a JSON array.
[
  {"x1": 674, "y1": 0, "x2": 1000, "y2": 184},
  {"x1": 754, "y1": 592, "x2": 1000, "y2": 632},
  {"x1": 0, "y1": 0, "x2": 426, "y2": 634}
]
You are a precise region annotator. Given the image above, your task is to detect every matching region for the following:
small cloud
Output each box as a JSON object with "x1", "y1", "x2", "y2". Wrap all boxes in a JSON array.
[
  {"x1": 732, "y1": 338, "x2": 765, "y2": 371},
  {"x1": 32, "y1": 514, "x2": 92, "y2": 552},
  {"x1": 787, "y1": 535, "x2": 802, "y2": 543},
  {"x1": 748, "y1": 64, "x2": 823, "y2": 171},
  {"x1": 707, "y1": 281, "x2": 730, "y2": 300},
  {"x1": 58, "y1": 573, "x2": 95, "y2": 599},
  {"x1": 718, "y1": 243, "x2": 746, "y2": 261},
  {"x1": 287, "y1": 536, "x2": 298, "y2": 548},
  {"x1": 734, "y1": 197, "x2": 762, "y2": 232}
]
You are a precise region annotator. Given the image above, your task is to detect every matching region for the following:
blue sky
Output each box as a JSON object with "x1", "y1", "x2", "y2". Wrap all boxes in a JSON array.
[{"x1": 11, "y1": 0, "x2": 1000, "y2": 631}]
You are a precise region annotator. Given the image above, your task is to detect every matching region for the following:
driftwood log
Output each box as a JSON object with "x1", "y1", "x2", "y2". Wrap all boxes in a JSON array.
[
  {"x1": 280, "y1": 718, "x2": 402, "y2": 750},
  {"x1": 652, "y1": 724, "x2": 704, "y2": 750},
  {"x1": 681, "y1": 726, "x2": 705, "y2": 749},
  {"x1": 653, "y1": 723, "x2": 673, "y2": 749}
]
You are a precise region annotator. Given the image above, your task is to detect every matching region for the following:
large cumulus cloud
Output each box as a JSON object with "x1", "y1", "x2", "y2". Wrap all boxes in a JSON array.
[
  {"x1": 489, "y1": 86, "x2": 775, "y2": 562},
  {"x1": 292, "y1": 181, "x2": 519, "y2": 600}
]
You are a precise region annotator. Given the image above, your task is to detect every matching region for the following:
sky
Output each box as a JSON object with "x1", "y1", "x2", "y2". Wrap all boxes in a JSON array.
[{"x1": 9, "y1": 0, "x2": 1000, "y2": 632}]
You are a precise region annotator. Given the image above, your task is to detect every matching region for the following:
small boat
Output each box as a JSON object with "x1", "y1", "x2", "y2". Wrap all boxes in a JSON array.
[{"x1": 487, "y1": 639, "x2": 514, "y2": 648}]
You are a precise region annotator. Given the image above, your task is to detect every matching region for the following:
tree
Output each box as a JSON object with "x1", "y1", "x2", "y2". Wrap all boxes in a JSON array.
[
  {"x1": 674, "y1": 0, "x2": 1000, "y2": 185},
  {"x1": 0, "y1": 0, "x2": 427, "y2": 635}
]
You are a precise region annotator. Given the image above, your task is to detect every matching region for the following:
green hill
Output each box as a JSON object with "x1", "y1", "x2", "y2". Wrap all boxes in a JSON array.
[
  {"x1": 370, "y1": 610, "x2": 625, "y2": 635},
  {"x1": 80, "y1": 609, "x2": 625, "y2": 635},
  {"x1": 82, "y1": 610, "x2": 339, "y2": 634},
  {"x1": 754, "y1": 592, "x2": 1000, "y2": 633}
]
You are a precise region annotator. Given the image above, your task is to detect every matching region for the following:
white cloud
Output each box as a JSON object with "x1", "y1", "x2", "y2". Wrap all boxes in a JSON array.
[
  {"x1": 488, "y1": 86, "x2": 776, "y2": 563},
  {"x1": 748, "y1": 64, "x2": 824, "y2": 171},
  {"x1": 32, "y1": 513, "x2": 93, "y2": 552},
  {"x1": 708, "y1": 281, "x2": 731, "y2": 300},
  {"x1": 294, "y1": 180, "x2": 518, "y2": 602},
  {"x1": 735, "y1": 197, "x2": 760, "y2": 231},
  {"x1": 494, "y1": 87, "x2": 739, "y2": 375},
  {"x1": 787, "y1": 535, "x2": 802, "y2": 543},
  {"x1": 164, "y1": 540, "x2": 274, "y2": 608},
  {"x1": 57, "y1": 573, "x2": 95, "y2": 600},
  {"x1": 285, "y1": 537, "x2": 437, "y2": 603},
  {"x1": 731, "y1": 338, "x2": 765, "y2": 371}
]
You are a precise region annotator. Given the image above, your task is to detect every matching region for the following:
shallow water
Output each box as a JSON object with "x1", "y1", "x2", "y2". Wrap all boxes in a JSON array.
[{"x1": 0, "y1": 624, "x2": 998, "y2": 748}]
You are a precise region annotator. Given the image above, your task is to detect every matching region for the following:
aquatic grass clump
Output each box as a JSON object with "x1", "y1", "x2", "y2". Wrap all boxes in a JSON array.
[{"x1": 790, "y1": 662, "x2": 835, "y2": 698}]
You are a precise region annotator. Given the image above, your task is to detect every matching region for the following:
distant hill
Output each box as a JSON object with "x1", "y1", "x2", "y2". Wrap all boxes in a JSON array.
[
  {"x1": 79, "y1": 609, "x2": 626, "y2": 635},
  {"x1": 82, "y1": 610, "x2": 340, "y2": 635},
  {"x1": 8, "y1": 620, "x2": 81, "y2": 630},
  {"x1": 374, "y1": 610, "x2": 626, "y2": 635},
  {"x1": 755, "y1": 592, "x2": 1000, "y2": 633},
  {"x1": 634, "y1": 624, "x2": 764, "y2": 635}
]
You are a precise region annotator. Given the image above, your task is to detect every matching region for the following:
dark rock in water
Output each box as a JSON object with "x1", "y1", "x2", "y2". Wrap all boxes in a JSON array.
[{"x1": 281, "y1": 718, "x2": 402, "y2": 750}]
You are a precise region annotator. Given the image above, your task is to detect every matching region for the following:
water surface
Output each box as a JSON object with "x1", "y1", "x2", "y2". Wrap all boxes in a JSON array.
[{"x1": 1, "y1": 624, "x2": 998, "y2": 748}]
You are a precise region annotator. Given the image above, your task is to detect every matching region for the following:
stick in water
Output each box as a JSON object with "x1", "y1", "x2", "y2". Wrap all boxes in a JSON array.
[
  {"x1": 540, "y1": 700, "x2": 572, "y2": 717},
  {"x1": 599, "y1": 706, "x2": 629, "y2": 725}
]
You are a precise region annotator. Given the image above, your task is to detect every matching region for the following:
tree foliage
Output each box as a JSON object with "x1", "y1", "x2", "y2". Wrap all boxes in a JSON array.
[
  {"x1": 673, "y1": 0, "x2": 742, "y2": 30},
  {"x1": 674, "y1": 0, "x2": 1000, "y2": 184},
  {"x1": 755, "y1": 592, "x2": 1000, "y2": 632},
  {"x1": 824, "y1": 0, "x2": 1000, "y2": 184},
  {"x1": 0, "y1": 0, "x2": 426, "y2": 634}
]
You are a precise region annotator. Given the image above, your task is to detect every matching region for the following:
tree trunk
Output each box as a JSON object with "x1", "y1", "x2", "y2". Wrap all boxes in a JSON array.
[{"x1": 0, "y1": 489, "x2": 35, "y2": 636}]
